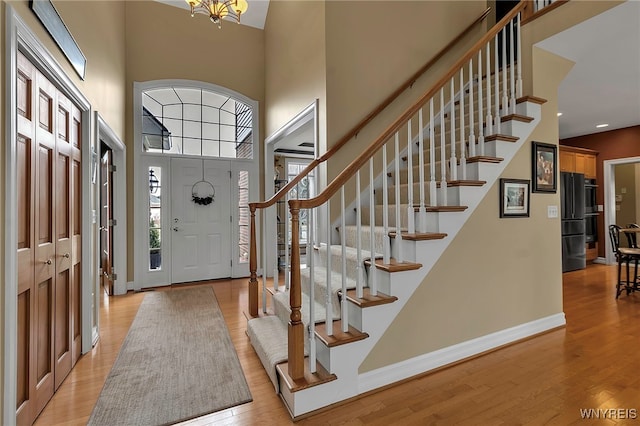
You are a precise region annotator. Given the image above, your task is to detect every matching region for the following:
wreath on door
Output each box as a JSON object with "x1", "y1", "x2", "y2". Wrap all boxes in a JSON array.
[{"x1": 191, "y1": 180, "x2": 215, "y2": 205}]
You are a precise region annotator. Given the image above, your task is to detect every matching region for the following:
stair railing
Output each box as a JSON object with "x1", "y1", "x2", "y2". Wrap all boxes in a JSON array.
[
  {"x1": 247, "y1": 6, "x2": 491, "y2": 318},
  {"x1": 286, "y1": 2, "x2": 527, "y2": 380}
]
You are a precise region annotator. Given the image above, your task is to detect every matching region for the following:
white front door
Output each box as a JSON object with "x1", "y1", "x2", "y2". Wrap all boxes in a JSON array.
[{"x1": 171, "y1": 158, "x2": 231, "y2": 283}]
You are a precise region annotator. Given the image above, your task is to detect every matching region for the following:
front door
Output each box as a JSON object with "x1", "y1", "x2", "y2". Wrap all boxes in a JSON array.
[{"x1": 170, "y1": 158, "x2": 231, "y2": 283}]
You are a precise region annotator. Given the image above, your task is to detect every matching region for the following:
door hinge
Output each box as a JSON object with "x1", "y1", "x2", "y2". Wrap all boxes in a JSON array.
[
  {"x1": 230, "y1": 260, "x2": 232, "y2": 267},
  {"x1": 109, "y1": 165, "x2": 117, "y2": 172},
  {"x1": 105, "y1": 272, "x2": 117, "y2": 281},
  {"x1": 229, "y1": 170, "x2": 232, "y2": 179},
  {"x1": 108, "y1": 219, "x2": 117, "y2": 226}
]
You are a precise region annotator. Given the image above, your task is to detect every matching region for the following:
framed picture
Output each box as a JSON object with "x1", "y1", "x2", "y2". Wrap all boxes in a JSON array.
[
  {"x1": 500, "y1": 178, "x2": 530, "y2": 218},
  {"x1": 532, "y1": 142, "x2": 557, "y2": 193}
]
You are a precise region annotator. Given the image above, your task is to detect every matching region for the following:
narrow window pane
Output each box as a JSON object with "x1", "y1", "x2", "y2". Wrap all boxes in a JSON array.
[{"x1": 238, "y1": 170, "x2": 249, "y2": 263}]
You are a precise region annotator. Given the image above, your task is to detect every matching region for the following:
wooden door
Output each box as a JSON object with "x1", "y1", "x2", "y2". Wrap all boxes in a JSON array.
[
  {"x1": 100, "y1": 149, "x2": 114, "y2": 295},
  {"x1": 171, "y1": 158, "x2": 231, "y2": 283},
  {"x1": 16, "y1": 51, "x2": 82, "y2": 426}
]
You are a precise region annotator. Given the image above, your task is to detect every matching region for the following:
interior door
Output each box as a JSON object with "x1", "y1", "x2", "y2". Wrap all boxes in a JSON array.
[
  {"x1": 171, "y1": 158, "x2": 231, "y2": 283},
  {"x1": 100, "y1": 148, "x2": 114, "y2": 295}
]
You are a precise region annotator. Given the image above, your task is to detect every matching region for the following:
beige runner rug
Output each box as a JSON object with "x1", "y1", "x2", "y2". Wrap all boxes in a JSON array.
[{"x1": 88, "y1": 286, "x2": 252, "y2": 426}]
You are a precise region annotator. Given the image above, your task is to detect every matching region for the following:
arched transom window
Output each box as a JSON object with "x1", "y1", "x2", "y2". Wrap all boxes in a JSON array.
[{"x1": 142, "y1": 86, "x2": 253, "y2": 159}]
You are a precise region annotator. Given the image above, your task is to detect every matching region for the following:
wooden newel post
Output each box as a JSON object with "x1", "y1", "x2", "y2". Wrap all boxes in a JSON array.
[
  {"x1": 288, "y1": 205, "x2": 304, "y2": 380},
  {"x1": 522, "y1": 0, "x2": 534, "y2": 21},
  {"x1": 248, "y1": 205, "x2": 258, "y2": 317}
]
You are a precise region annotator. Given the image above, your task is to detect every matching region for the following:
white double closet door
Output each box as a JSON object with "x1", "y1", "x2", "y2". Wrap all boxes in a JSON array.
[{"x1": 170, "y1": 157, "x2": 231, "y2": 283}]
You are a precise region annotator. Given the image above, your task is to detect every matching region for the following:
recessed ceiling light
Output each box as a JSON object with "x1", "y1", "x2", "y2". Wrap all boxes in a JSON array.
[
  {"x1": 557, "y1": 112, "x2": 563, "y2": 117},
  {"x1": 596, "y1": 124, "x2": 609, "y2": 128}
]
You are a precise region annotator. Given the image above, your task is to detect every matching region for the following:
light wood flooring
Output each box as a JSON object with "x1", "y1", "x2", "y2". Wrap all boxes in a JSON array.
[{"x1": 33, "y1": 264, "x2": 640, "y2": 425}]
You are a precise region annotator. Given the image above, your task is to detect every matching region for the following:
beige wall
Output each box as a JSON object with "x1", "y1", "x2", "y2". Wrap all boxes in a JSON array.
[
  {"x1": 1, "y1": 2, "x2": 5, "y2": 419},
  {"x1": 324, "y1": 1, "x2": 487, "y2": 182},
  {"x1": 0, "y1": 0, "x2": 127, "y2": 420},
  {"x1": 124, "y1": 1, "x2": 265, "y2": 281},
  {"x1": 360, "y1": 48, "x2": 573, "y2": 372}
]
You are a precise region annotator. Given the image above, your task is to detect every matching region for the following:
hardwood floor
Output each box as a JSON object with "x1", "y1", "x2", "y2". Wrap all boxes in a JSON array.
[{"x1": 33, "y1": 264, "x2": 640, "y2": 425}]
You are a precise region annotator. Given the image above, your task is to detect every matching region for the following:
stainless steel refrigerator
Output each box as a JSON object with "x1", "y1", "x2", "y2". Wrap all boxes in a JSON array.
[{"x1": 561, "y1": 172, "x2": 586, "y2": 272}]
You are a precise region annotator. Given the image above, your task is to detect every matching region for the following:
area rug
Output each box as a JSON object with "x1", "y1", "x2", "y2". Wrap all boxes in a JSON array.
[{"x1": 88, "y1": 287, "x2": 252, "y2": 426}]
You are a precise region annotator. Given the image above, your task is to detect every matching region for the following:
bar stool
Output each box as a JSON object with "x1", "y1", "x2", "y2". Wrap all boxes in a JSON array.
[{"x1": 609, "y1": 224, "x2": 640, "y2": 299}]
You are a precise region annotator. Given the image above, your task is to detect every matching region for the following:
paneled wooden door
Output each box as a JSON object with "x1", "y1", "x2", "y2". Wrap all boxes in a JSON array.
[{"x1": 16, "y1": 51, "x2": 82, "y2": 426}]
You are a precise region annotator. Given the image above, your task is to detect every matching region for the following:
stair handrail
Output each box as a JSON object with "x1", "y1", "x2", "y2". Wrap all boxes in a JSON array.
[
  {"x1": 285, "y1": 1, "x2": 527, "y2": 380},
  {"x1": 290, "y1": 2, "x2": 526, "y2": 212},
  {"x1": 247, "y1": 6, "x2": 491, "y2": 317},
  {"x1": 249, "y1": 6, "x2": 491, "y2": 213}
]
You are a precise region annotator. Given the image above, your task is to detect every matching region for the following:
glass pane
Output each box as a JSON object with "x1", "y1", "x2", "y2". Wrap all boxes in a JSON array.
[
  {"x1": 220, "y1": 141, "x2": 237, "y2": 158},
  {"x1": 149, "y1": 249, "x2": 162, "y2": 271},
  {"x1": 221, "y1": 98, "x2": 236, "y2": 114},
  {"x1": 238, "y1": 170, "x2": 249, "y2": 264},
  {"x1": 202, "y1": 140, "x2": 220, "y2": 157},
  {"x1": 163, "y1": 104, "x2": 182, "y2": 121},
  {"x1": 162, "y1": 117, "x2": 183, "y2": 137},
  {"x1": 203, "y1": 123, "x2": 220, "y2": 140},
  {"x1": 149, "y1": 228, "x2": 161, "y2": 249},
  {"x1": 183, "y1": 120, "x2": 201, "y2": 139},
  {"x1": 220, "y1": 124, "x2": 235, "y2": 142},
  {"x1": 184, "y1": 104, "x2": 202, "y2": 123},
  {"x1": 202, "y1": 106, "x2": 219, "y2": 124},
  {"x1": 220, "y1": 110, "x2": 235, "y2": 126},
  {"x1": 183, "y1": 138, "x2": 202, "y2": 156},
  {"x1": 175, "y1": 87, "x2": 202, "y2": 104}
]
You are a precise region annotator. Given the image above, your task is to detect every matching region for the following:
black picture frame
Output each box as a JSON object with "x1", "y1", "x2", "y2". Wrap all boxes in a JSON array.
[
  {"x1": 500, "y1": 178, "x2": 530, "y2": 218},
  {"x1": 532, "y1": 142, "x2": 557, "y2": 193}
]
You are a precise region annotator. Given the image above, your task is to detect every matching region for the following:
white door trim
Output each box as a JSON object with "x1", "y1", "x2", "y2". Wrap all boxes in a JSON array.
[
  {"x1": 95, "y1": 112, "x2": 127, "y2": 301},
  {"x1": 133, "y1": 80, "x2": 259, "y2": 288},
  {"x1": 4, "y1": 6, "x2": 93, "y2": 425},
  {"x1": 603, "y1": 156, "x2": 640, "y2": 265}
]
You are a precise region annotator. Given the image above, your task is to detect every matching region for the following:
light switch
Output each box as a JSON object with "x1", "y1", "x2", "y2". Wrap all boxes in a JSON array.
[
  {"x1": 598, "y1": 204, "x2": 604, "y2": 212},
  {"x1": 547, "y1": 205, "x2": 558, "y2": 218},
  {"x1": 621, "y1": 187, "x2": 627, "y2": 194}
]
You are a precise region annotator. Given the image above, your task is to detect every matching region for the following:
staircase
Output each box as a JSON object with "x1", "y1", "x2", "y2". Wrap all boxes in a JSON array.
[{"x1": 246, "y1": 2, "x2": 549, "y2": 418}]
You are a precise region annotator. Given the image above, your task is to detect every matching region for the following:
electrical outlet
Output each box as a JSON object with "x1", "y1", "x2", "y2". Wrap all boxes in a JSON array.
[{"x1": 547, "y1": 205, "x2": 558, "y2": 218}]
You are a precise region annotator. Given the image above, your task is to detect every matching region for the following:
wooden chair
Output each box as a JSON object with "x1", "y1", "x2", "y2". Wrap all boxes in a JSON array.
[
  {"x1": 609, "y1": 224, "x2": 640, "y2": 299},
  {"x1": 625, "y1": 223, "x2": 640, "y2": 248}
]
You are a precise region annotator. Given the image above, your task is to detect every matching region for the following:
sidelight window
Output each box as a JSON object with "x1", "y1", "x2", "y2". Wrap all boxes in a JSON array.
[{"x1": 149, "y1": 166, "x2": 162, "y2": 271}]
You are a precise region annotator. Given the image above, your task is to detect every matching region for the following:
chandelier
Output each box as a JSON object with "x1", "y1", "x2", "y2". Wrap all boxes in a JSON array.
[{"x1": 185, "y1": 0, "x2": 249, "y2": 28}]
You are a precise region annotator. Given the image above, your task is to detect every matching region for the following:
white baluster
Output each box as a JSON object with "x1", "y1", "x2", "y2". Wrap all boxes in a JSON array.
[
  {"x1": 341, "y1": 187, "x2": 348, "y2": 333},
  {"x1": 449, "y1": 78, "x2": 457, "y2": 182},
  {"x1": 516, "y1": 13, "x2": 523, "y2": 99},
  {"x1": 308, "y1": 206, "x2": 316, "y2": 373},
  {"x1": 419, "y1": 108, "x2": 428, "y2": 231},
  {"x1": 502, "y1": 26, "x2": 508, "y2": 117},
  {"x1": 394, "y1": 132, "x2": 403, "y2": 262},
  {"x1": 486, "y1": 41, "x2": 493, "y2": 136},
  {"x1": 468, "y1": 58, "x2": 476, "y2": 158},
  {"x1": 440, "y1": 88, "x2": 448, "y2": 206},
  {"x1": 273, "y1": 204, "x2": 279, "y2": 292},
  {"x1": 382, "y1": 144, "x2": 390, "y2": 264},
  {"x1": 428, "y1": 102, "x2": 437, "y2": 209},
  {"x1": 509, "y1": 18, "x2": 516, "y2": 114},
  {"x1": 356, "y1": 170, "x2": 364, "y2": 299},
  {"x1": 262, "y1": 209, "x2": 267, "y2": 313},
  {"x1": 369, "y1": 158, "x2": 377, "y2": 296},
  {"x1": 494, "y1": 34, "x2": 501, "y2": 134},
  {"x1": 407, "y1": 119, "x2": 415, "y2": 234},
  {"x1": 478, "y1": 50, "x2": 485, "y2": 156},
  {"x1": 459, "y1": 69, "x2": 466, "y2": 181},
  {"x1": 325, "y1": 200, "x2": 332, "y2": 335},
  {"x1": 284, "y1": 192, "x2": 290, "y2": 290}
]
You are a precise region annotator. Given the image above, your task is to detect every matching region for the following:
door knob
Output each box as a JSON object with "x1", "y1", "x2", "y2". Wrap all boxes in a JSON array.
[
  {"x1": 44, "y1": 259, "x2": 52, "y2": 265},
  {"x1": 173, "y1": 226, "x2": 179, "y2": 232},
  {"x1": 62, "y1": 253, "x2": 70, "y2": 259}
]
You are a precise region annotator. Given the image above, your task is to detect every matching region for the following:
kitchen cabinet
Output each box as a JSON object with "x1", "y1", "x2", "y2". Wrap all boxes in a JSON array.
[{"x1": 559, "y1": 146, "x2": 597, "y2": 178}]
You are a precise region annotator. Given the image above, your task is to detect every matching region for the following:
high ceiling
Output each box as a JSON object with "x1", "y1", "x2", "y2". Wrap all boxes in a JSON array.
[
  {"x1": 536, "y1": 1, "x2": 640, "y2": 140},
  {"x1": 156, "y1": 0, "x2": 270, "y2": 29}
]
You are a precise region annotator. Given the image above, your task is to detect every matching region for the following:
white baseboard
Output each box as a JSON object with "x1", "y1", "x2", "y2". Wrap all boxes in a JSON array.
[
  {"x1": 593, "y1": 257, "x2": 607, "y2": 265},
  {"x1": 358, "y1": 313, "x2": 566, "y2": 394}
]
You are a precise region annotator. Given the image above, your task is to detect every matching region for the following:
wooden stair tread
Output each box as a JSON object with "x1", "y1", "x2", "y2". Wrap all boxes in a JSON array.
[
  {"x1": 315, "y1": 320, "x2": 369, "y2": 348},
  {"x1": 437, "y1": 180, "x2": 486, "y2": 187},
  {"x1": 276, "y1": 358, "x2": 337, "y2": 393},
  {"x1": 421, "y1": 205, "x2": 468, "y2": 212},
  {"x1": 388, "y1": 231, "x2": 447, "y2": 241},
  {"x1": 344, "y1": 288, "x2": 398, "y2": 308},
  {"x1": 484, "y1": 134, "x2": 518, "y2": 143},
  {"x1": 364, "y1": 258, "x2": 422, "y2": 272},
  {"x1": 516, "y1": 95, "x2": 547, "y2": 105},
  {"x1": 266, "y1": 285, "x2": 287, "y2": 296},
  {"x1": 466, "y1": 156, "x2": 503, "y2": 164},
  {"x1": 501, "y1": 114, "x2": 534, "y2": 123}
]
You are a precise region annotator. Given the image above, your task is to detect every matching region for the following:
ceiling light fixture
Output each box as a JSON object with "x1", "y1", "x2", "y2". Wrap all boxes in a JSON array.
[
  {"x1": 557, "y1": 112, "x2": 563, "y2": 117},
  {"x1": 596, "y1": 124, "x2": 609, "y2": 128},
  {"x1": 185, "y1": 0, "x2": 248, "y2": 28}
]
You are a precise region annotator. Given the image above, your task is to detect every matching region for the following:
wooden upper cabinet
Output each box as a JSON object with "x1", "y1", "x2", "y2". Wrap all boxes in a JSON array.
[{"x1": 559, "y1": 146, "x2": 597, "y2": 179}]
